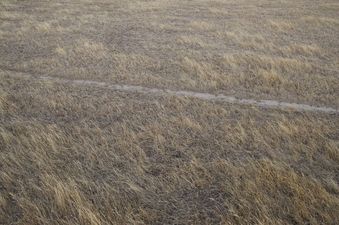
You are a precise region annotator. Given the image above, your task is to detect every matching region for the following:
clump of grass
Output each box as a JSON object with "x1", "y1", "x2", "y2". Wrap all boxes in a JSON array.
[
  {"x1": 280, "y1": 44, "x2": 322, "y2": 57},
  {"x1": 177, "y1": 35, "x2": 206, "y2": 48},
  {"x1": 188, "y1": 21, "x2": 213, "y2": 31},
  {"x1": 181, "y1": 57, "x2": 223, "y2": 88},
  {"x1": 269, "y1": 20, "x2": 294, "y2": 32},
  {"x1": 302, "y1": 16, "x2": 339, "y2": 27},
  {"x1": 222, "y1": 53, "x2": 312, "y2": 74}
]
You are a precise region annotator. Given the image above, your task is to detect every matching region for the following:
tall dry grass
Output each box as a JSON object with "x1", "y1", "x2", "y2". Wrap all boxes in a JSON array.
[{"x1": 0, "y1": 73, "x2": 338, "y2": 224}]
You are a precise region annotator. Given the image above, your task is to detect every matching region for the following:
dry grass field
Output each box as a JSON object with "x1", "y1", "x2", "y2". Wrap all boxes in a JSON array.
[{"x1": 1, "y1": 0, "x2": 339, "y2": 224}]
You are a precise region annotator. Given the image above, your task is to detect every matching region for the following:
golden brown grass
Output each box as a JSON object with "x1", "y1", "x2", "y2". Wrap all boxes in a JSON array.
[
  {"x1": 1, "y1": 0, "x2": 338, "y2": 106},
  {"x1": 1, "y1": 72, "x2": 339, "y2": 225},
  {"x1": 1, "y1": 0, "x2": 339, "y2": 224}
]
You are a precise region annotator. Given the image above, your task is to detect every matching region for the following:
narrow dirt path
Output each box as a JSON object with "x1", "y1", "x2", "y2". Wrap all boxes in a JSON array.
[{"x1": 3, "y1": 70, "x2": 339, "y2": 114}]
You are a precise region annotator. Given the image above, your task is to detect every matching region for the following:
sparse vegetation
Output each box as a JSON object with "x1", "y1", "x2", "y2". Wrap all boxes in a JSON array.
[{"x1": 1, "y1": 0, "x2": 338, "y2": 224}]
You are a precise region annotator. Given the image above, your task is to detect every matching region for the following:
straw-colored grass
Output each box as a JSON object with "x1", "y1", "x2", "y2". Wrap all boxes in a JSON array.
[{"x1": 1, "y1": 0, "x2": 338, "y2": 224}]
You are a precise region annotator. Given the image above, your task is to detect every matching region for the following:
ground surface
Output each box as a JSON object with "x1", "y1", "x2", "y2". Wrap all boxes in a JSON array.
[{"x1": 0, "y1": 0, "x2": 339, "y2": 225}]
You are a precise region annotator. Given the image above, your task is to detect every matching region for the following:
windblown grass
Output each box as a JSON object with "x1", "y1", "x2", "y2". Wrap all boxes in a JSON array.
[
  {"x1": 0, "y1": 73, "x2": 338, "y2": 225},
  {"x1": 1, "y1": 0, "x2": 339, "y2": 224}
]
